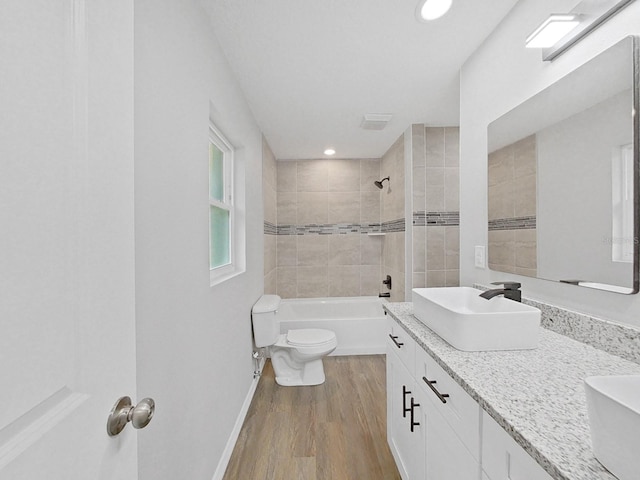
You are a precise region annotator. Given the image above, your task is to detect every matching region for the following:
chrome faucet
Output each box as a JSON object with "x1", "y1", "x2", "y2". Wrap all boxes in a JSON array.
[{"x1": 479, "y1": 281, "x2": 522, "y2": 302}]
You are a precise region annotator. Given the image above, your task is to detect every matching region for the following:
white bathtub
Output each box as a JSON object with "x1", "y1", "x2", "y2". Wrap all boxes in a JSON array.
[{"x1": 277, "y1": 296, "x2": 388, "y2": 356}]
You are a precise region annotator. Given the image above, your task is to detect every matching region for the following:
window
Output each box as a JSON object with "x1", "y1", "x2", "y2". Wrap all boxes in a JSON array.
[
  {"x1": 611, "y1": 143, "x2": 634, "y2": 263},
  {"x1": 209, "y1": 123, "x2": 236, "y2": 283}
]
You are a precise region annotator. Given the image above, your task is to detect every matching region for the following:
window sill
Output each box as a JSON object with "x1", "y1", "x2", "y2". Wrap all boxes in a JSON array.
[{"x1": 210, "y1": 264, "x2": 245, "y2": 287}]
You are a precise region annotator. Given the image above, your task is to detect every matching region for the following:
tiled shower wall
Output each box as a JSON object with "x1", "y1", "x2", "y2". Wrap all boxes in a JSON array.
[
  {"x1": 263, "y1": 125, "x2": 460, "y2": 299},
  {"x1": 268, "y1": 158, "x2": 385, "y2": 298},
  {"x1": 412, "y1": 126, "x2": 460, "y2": 288},
  {"x1": 381, "y1": 135, "x2": 405, "y2": 302},
  {"x1": 487, "y1": 134, "x2": 537, "y2": 277},
  {"x1": 263, "y1": 137, "x2": 277, "y2": 294}
]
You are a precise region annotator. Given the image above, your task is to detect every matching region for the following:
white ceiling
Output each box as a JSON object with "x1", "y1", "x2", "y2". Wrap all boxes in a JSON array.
[{"x1": 202, "y1": 0, "x2": 520, "y2": 159}]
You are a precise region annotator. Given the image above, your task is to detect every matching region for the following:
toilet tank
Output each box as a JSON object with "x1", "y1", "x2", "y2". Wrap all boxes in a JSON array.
[{"x1": 252, "y1": 294, "x2": 281, "y2": 347}]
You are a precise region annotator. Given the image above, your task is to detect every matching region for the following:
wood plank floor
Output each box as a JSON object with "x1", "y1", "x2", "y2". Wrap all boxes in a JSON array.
[{"x1": 223, "y1": 355, "x2": 401, "y2": 480}]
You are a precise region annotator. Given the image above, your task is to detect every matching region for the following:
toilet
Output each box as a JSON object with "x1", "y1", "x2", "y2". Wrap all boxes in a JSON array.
[{"x1": 252, "y1": 294, "x2": 337, "y2": 386}]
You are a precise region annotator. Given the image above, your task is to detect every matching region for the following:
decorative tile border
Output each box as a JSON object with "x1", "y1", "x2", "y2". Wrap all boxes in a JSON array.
[
  {"x1": 264, "y1": 221, "x2": 277, "y2": 235},
  {"x1": 381, "y1": 218, "x2": 405, "y2": 233},
  {"x1": 413, "y1": 211, "x2": 459, "y2": 227},
  {"x1": 273, "y1": 223, "x2": 383, "y2": 235},
  {"x1": 475, "y1": 283, "x2": 640, "y2": 364},
  {"x1": 263, "y1": 218, "x2": 408, "y2": 235},
  {"x1": 488, "y1": 216, "x2": 536, "y2": 231}
]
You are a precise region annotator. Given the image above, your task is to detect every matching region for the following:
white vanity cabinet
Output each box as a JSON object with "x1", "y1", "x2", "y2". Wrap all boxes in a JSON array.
[
  {"x1": 387, "y1": 319, "x2": 554, "y2": 480},
  {"x1": 386, "y1": 322, "x2": 481, "y2": 480},
  {"x1": 482, "y1": 411, "x2": 554, "y2": 480}
]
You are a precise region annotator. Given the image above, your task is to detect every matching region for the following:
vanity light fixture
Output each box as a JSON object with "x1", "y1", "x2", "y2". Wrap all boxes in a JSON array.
[
  {"x1": 525, "y1": 14, "x2": 580, "y2": 49},
  {"x1": 416, "y1": 0, "x2": 452, "y2": 21},
  {"x1": 323, "y1": 148, "x2": 336, "y2": 156},
  {"x1": 526, "y1": 0, "x2": 636, "y2": 61}
]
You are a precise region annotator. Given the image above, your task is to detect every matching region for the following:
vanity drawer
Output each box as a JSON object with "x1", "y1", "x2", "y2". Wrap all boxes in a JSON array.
[
  {"x1": 387, "y1": 320, "x2": 416, "y2": 376},
  {"x1": 415, "y1": 346, "x2": 481, "y2": 461}
]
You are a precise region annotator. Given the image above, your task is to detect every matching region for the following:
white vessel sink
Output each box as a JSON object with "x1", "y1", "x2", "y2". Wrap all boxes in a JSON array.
[
  {"x1": 584, "y1": 375, "x2": 640, "y2": 480},
  {"x1": 412, "y1": 287, "x2": 541, "y2": 351}
]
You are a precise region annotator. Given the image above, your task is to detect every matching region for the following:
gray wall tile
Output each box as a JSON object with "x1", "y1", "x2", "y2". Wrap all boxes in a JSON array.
[
  {"x1": 328, "y1": 159, "x2": 360, "y2": 192},
  {"x1": 297, "y1": 159, "x2": 328, "y2": 192},
  {"x1": 329, "y1": 266, "x2": 361, "y2": 297},
  {"x1": 297, "y1": 266, "x2": 329, "y2": 298},
  {"x1": 297, "y1": 192, "x2": 329, "y2": 224},
  {"x1": 277, "y1": 161, "x2": 297, "y2": 192},
  {"x1": 297, "y1": 235, "x2": 329, "y2": 266}
]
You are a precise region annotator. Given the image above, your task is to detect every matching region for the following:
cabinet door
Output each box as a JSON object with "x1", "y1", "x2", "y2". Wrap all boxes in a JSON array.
[
  {"x1": 482, "y1": 411, "x2": 553, "y2": 480},
  {"x1": 403, "y1": 378, "x2": 425, "y2": 480},
  {"x1": 387, "y1": 346, "x2": 424, "y2": 480},
  {"x1": 416, "y1": 346, "x2": 481, "y2": 461},
  {"x1": 420, "y1": 386, "x2": 480, "y2": 480}
]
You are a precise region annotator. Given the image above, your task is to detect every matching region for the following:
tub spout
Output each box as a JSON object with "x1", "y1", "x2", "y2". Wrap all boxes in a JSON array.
[{"x1": 379, "y1": 292, "x2": 390, "y2": 298}]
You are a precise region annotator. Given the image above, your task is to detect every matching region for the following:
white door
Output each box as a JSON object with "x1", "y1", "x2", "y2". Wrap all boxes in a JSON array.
[{"x1": 0, "y1": 1, "x2": 140, "y2": 478}]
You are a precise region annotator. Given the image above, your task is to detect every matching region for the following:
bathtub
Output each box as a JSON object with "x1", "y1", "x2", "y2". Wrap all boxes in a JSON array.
[{"x1": 276, "y1": 296, "x2": 388, "y2": 356}]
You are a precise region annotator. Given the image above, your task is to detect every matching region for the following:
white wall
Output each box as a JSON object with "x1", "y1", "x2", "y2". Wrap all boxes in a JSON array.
[
  {"x1": 460, "y1": 0, "x2": 640, "y2": 326},
  {"x1": 134, "y1": 1, "x2": 264, "y2": 478}
]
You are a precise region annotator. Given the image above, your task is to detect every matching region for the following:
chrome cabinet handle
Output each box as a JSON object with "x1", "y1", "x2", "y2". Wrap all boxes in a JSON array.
[
  {"x1": 402, "y1": 385, "x2": 412, "y2": 418},
  {"x1": 422, "y1": 376, "x2": 450, "y2": 404},
  {"x1": 389, "y1": 334, "x2": 404, "y2": 348},
  {"x1": 107, "y1": 396, "x2": 156, "y2": 436},
  {"x1": 410, "y1": 397, "x2": 420, "y2": 432}
]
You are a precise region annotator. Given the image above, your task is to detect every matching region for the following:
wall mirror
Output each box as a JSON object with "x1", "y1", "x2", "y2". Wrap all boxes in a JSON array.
[{"x1": 487, "y1": 36, "x2": 639, "y2": 294}]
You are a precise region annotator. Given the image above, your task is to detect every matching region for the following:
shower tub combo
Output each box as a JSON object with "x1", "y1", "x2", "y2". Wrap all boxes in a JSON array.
[{"x1": 275, "y1": 296, "x2": 388, "y2": 356}]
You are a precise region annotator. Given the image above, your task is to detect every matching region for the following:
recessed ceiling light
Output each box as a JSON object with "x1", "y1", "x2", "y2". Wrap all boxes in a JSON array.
[
  {"x1": 324, "y1": 148, "x2": 336, "y2": 156},
  {"x1": 525, "y1": 14, "x2": 581, "y2": 49},
  {"x1": 417, "y1": 0, "x2": 452, "y2": 21}
]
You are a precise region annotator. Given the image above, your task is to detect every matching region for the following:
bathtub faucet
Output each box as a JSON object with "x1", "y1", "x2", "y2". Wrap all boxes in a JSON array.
[
  {"x1": 479, "y1": 281, "x2": 521, "y2": 302},
  {"x1": 382, "y1": 275, "x2": 392, "y2": 290},
  {"x1": 378, "y1": 292, "x2": 390, "y2": 298}
]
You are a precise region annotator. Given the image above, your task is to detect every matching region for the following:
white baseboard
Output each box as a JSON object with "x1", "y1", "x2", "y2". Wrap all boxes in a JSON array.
[{"x1": 211, "y1": 357, "x2": 265, "y2": 480}]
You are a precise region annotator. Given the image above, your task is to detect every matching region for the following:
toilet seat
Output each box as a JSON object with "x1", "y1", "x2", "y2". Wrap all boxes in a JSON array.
[
  {"x1": 273, "y1": 329, "x2": 337, "y2": 349},
  {"x1": 286, "y1": 329, "x2": 336, "y2": 347}
]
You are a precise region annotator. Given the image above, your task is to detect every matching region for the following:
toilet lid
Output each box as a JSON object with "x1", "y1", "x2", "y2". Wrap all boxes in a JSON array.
[{"x1": 286, "y1": 329, "x2": 335, "y2": 347}]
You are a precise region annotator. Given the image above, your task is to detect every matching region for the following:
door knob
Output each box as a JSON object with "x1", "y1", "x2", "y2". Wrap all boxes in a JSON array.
[{"x1": 107, "y1": 396, "x2": 155, "y2": 437}]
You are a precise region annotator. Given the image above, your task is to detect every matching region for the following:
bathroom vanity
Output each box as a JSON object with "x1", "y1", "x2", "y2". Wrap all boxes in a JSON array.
[
  {"x1": 384, "y1": 302, "x2": 640, "y2": 480},
  {"x1": 387, "y1": 320, "x2": 483, "y2": 479}
]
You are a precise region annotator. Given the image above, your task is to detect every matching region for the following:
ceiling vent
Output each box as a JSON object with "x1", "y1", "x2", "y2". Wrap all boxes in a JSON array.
[{"x1": 361, "y1": 114, "x2": 392, "y2": 130}]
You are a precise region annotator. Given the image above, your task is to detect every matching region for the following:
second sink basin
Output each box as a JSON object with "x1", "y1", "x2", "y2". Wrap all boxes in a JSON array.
[
  {"x1": 412, "y1": 287, "x2": 541, "y2": 351},
  {"x1": 584, "y1": 375, "x2": 640, "y2": 480}
]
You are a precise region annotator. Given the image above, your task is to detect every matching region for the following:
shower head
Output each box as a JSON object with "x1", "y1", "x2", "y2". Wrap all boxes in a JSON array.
[{"x1": 374, "y1": 177, "x2": 390, "y2": 189}]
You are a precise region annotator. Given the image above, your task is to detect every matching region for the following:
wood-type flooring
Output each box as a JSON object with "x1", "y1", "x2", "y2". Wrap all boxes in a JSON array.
[{"x1": 223, "y1": 355, "x2": 401, "y2": 480}]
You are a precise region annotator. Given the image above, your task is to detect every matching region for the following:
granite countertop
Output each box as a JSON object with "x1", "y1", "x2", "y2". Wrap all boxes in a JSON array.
[{"x1": 383, "y1": 302, "x2": 640, "y2": 480}]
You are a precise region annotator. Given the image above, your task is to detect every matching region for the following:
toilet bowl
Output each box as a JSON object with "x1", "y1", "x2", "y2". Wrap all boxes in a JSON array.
[{"x1": 252, "y1": 295, "x2": 337, "y2": 386}]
